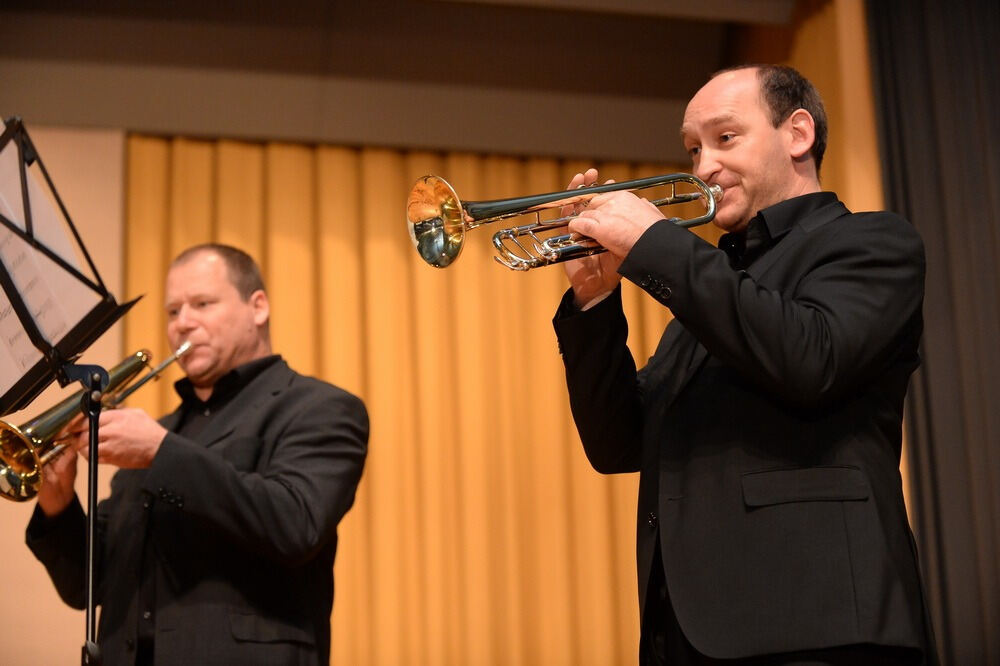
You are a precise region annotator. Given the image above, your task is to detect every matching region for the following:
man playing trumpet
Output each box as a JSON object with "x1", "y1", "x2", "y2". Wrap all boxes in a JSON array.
[
  {"x1": 27, "y1": 244, "x2": 368, "y2": 666},
  {"x1": 554, "y1": 65, "x2": 937, "y2": 664}
]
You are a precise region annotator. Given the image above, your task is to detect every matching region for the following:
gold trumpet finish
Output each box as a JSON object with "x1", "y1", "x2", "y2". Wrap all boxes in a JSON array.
[
  {"x1": 0, "y1": 344, "x2": 188, "y2": 502},
  {"x1": 406, "y1": 173, "x2": 723, "y2": 271}
]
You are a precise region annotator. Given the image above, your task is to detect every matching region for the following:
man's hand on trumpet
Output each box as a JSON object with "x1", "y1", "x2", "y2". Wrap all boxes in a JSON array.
[
  {"x1": 562, "y1": 168, "x2": 661, "y2": 310},
  {"x1": 37, "y1": 414, "x2": 82, "y2": 518},
  {"x1": 568, "y1": 173, "x2": 664, "y2": 260},
  {"x1": 38, "y1": 408, "x2": 168, "y2": 516},
  {"x1": 69, "y1": 408, "x2": 168, "y2": 470}
]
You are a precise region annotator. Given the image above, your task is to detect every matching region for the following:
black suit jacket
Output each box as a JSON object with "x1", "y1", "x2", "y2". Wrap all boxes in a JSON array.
[
  {"x1": 27, "y1": 358, "x2": 368, "y2": 666},
  {"x1": 554, "y1": 194, "x2": 935, "y2": 661}
]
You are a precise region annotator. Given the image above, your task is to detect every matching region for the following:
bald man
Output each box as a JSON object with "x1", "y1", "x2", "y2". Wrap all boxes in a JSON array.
[{"x1": 554, "y1": 65, "x2": 936, "y2": 665}]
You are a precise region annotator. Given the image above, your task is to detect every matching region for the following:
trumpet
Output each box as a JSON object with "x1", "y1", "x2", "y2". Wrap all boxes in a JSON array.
[
  {"x1": 0, "y1": 342, "x2": 191, "y2": 502},
  {"x1": 407, "y1": 172, "x2": 722, "y2": 270}
]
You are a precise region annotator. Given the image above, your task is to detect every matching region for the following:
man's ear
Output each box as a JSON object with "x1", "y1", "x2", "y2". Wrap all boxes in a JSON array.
[
  {"x1": 249, "y1": 289, "x2": 270, "y2": 327},
  {"x1": 786, "y1": 108, "x2": 816, "y2": 160}
]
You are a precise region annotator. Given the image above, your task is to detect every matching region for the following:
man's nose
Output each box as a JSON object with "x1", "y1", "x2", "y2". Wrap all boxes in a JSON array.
[
  {"x1": 694, "y1": 151, "x2": 720, "y2": 183},
  {"x1": 173, "y1": 305, "x2": 196, "y2": 331}
]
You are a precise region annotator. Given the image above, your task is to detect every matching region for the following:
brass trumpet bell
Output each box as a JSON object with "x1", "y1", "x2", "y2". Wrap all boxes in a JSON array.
[{"x1": 407, "y1": 175, "x2": 467, "y2": 269}]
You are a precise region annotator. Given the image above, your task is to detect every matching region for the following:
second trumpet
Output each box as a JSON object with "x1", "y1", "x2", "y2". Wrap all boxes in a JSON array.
[{"x1": 0, "y1": 342, "x2": 191, "y2": 502}]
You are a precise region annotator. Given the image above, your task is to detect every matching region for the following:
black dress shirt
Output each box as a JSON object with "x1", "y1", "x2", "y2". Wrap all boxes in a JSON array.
[{"x1": 718, "y1": 192, "x2": 838, "y2": 270}]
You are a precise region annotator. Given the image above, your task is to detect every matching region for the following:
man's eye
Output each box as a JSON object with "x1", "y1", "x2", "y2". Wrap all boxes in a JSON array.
[
  {"x1": 719, "y1": 133, "x2": 735, "y2": 143},
  {"x1": 687, "y1": 146, "x2": 701, "y2": 157}
]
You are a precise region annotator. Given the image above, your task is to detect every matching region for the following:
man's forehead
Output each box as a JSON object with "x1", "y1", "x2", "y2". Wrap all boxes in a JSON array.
[
  {"x1": 681, "y1": 74, "x2": 765, "y2": 135},
  {"x1": 164, "y1": 279, "x2": 218, "y2": 303},
  {"x1": 165, "y1": 256, "x2": 234, "y2": 297}
]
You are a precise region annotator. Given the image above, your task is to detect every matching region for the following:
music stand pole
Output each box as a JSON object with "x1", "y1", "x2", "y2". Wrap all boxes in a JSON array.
[
  {"x1": 59, "y1": 363, "x2": 108, "y2": 666},
  {"x1": 83, "y1": 370, "x2": 103, "y2": 666}
]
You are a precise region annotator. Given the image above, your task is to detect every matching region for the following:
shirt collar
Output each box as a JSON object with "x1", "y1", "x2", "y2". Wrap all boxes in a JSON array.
[
  {"x1": 174, "y1": 354, "x2": 281, "y2": 408},
  {"x1": 719, "y1": 192, "x2": 838, "y2": 269}
]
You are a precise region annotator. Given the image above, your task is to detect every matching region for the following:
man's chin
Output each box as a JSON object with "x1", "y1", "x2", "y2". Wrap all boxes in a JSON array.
[
  {"x1": 712, "y1": 214, "x2": 746, "y2": 233},
  {"x1": 180, "y1": 363, "x2": 213, "y2": 386},
  {"x1": 712, "y1": 199, "x2": 753, "y2": 231},
  {"x1": 709, "y1": 191, "x2": 751, "y2": 232}
]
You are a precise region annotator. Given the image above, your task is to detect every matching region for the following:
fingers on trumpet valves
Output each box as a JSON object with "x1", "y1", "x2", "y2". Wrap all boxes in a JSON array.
[
  {"x1": 39, "y1": 442, "x2": 72, "y2": 466},
  {"x1": 562, "y1": 170, "x2": 598, "y2": 216},
  {"x1": 568, "y1": 169, "x2": 598, "y2": 189}
]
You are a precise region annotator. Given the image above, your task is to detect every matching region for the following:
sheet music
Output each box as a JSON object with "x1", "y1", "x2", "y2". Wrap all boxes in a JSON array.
[{"x1": 0, "y1": 137, "x2": 102, "y2": 396}]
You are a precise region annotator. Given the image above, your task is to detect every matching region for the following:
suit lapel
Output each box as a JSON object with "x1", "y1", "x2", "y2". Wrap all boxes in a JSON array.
[
  {"x1": 643, "y1": 320, "x2": 709, "y2": 415},
  {"x1": 196, "y1": 418, "x2": 237, "y2": 449},
  {"x1": 160, "y1": 410, "x2": 183, "y2": 434}
]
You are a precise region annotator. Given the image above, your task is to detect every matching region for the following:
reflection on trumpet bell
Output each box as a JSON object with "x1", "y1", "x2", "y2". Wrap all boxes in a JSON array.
[
  {"x1": 406, "y1": 173, "x2": 723, "y2": 271},
  {"x1": 407, "y1": 175, "x2": 468, "y2": 269},
  {"x1": 0, "y1": 346, "x2": 189, "y2": 502}
]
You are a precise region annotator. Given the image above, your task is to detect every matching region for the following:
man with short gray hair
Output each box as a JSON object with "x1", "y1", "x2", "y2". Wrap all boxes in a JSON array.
[{"x1": 28, "y1": 243, "x2": 367, "y2": 665}]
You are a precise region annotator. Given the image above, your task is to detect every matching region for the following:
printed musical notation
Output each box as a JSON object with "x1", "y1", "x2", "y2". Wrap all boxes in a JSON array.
[
  {"x1": 0, "y1": 228, "x2": 71, "y2": 373},
  {"x1": 0, "y1": 136, "x2": 98, "y2": 397}
]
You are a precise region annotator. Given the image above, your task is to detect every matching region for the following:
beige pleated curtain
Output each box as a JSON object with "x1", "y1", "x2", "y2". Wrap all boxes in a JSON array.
[{"x1": 123, "y1": 136, "x2": 721, "y2": 665}]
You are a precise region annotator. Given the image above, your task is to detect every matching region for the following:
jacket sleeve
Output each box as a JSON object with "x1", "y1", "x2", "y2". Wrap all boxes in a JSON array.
[
  {"x1": 142, "y1": 385, "x2": 368, "y2": 566},
  {"x1": 552, "y1": 286, "x2": 644, "y2": 474},
  {"x1": 619, "y1": 212, "x2": 925, "y2": 408},
  {"x1": 25, "y1": 492, "x2": 114, "y2": 609}
]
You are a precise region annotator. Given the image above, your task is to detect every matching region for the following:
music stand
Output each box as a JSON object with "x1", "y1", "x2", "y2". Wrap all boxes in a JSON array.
[{"x1": 0, "y1": 117, "x2": 138, "y2": 665}]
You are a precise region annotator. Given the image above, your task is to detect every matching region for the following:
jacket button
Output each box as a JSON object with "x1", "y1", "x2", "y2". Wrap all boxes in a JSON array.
[
  {"x1": 647, "y1": 512, "x2": 658, "y2": 528},
  {"x1": 126, "y1": 639, "x2": 135, "y2": 650}
]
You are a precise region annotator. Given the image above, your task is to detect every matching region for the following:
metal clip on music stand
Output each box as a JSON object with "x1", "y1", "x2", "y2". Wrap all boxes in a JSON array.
[{"x1": 0, "y1": 117, "x2": 139, "y2": 666}]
